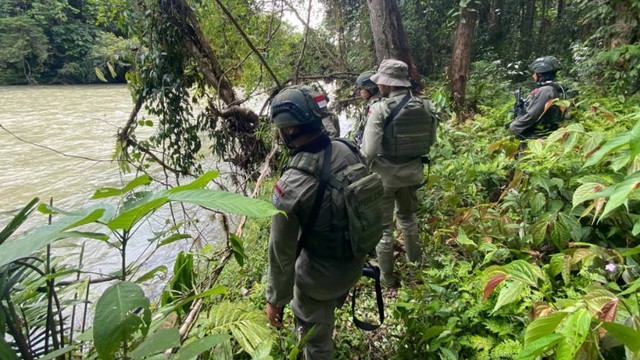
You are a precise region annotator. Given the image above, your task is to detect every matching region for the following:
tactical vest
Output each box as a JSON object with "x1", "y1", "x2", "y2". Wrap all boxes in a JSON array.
[{"x1": 381, "y1": 95, "x2": 436, "y2": 161}]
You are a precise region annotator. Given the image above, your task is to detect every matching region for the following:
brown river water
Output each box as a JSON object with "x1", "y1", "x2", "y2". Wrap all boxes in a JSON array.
[{"x1": 0, "y1": 84, "x2": 224, "y2": 297}]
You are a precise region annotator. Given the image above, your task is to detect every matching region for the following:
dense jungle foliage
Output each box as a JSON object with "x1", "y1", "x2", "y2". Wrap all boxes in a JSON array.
[{"x1": 1, "y1": 0, "x2": 640, "y2": 359}]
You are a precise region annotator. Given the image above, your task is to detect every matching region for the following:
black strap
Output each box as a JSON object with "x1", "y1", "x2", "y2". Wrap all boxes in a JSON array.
[
  {"x1": 383, "y1": 92, "x2": 412, "y2": 129},
  {"x1": 295, "y1": 143, "x2": 332, "y2": 257},
  {"x1": 351, "y1": 264, "x2": 384, "y2": 331}
]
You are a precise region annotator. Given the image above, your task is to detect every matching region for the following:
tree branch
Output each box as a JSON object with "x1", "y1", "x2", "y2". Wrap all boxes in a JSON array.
[
  {"x1": 213, "y1": 0, "x2": 281, "y2": 88},
  {"x1": 292, "y1": 0, "x2": 313, "y2": 84}
]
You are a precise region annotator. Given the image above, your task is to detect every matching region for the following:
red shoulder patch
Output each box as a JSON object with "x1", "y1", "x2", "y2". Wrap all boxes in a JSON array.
[
  {"x1": 531, "y1": 88, "x2": 541, "y2": 95},
  {"x1": 274, "y1": 183, "x2": 284, "y2": 196}
]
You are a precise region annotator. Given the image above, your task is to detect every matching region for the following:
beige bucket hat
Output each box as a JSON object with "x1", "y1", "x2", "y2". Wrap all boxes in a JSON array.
[{"x1": 370, "y1": 59, "x2": 411, "y2": 87}]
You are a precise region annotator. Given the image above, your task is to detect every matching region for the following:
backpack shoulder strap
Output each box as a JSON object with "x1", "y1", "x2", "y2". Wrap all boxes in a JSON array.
[
  {"x1": 383, "y1": 92, "x2": 412, "y2": 130},
  {"x1": 296, "y1": 143, "x2": 332, "y2": 257}
]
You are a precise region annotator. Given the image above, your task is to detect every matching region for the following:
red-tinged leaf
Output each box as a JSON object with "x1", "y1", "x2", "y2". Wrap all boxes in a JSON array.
[
  {"x1": 483, "y1": 274, "x2": 507, "y2": 300},
  {"x1": 598, "y1": 299, "x2": 619, "y2": 322}
]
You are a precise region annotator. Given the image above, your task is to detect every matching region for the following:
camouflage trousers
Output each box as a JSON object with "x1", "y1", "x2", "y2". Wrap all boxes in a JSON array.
[{"x1": 375, "y1": 185, "x2": 422, "y2": 286}]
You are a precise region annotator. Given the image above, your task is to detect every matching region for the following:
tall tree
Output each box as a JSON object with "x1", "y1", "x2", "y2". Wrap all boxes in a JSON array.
[
  {"x1": 448, "y1": 3, "x2": 478, "y2": 121},
  {"x1": 518, "y1": 0, "x2": 536, "y2": 59},
  {"x1": 366, "y1": 0, "x2": 420, "y2": 83}
]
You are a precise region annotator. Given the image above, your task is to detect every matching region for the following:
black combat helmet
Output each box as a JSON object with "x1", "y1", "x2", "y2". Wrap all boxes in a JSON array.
[
  {"x1": 355, "y1": 71, "x2": 379, "y2": 94},
  {"x1": 270, "y1": 85, "x2": 324, "y2": 130},
  {"x1": 529, "y1": 56, "x2": 562, "y2": 74}
]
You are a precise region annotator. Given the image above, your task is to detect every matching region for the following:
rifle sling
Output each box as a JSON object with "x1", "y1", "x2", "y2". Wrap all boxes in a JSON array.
[{"x1": 352, "y1": 264, "x2": 384, "y2": 331}]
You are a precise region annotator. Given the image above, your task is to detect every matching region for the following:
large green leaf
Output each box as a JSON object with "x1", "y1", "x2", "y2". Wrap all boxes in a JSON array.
[
  {"x1": 601, "y1": 322, "x2": 640, "y2": 353},
  {"x1": 107, "y1": 197, "x2": 168, "y2": 230},
  {"x1": 38, "y1": 346, "x2": 76, "y2": 360},
  {"x1": 173, "y1": 334, "x2": 231, "y2": 360},
  {"x1": 524, "y1": 312, "x2": 567, "y2": 345},
  {"x1": 556, "y1": 309, "x2": 592, "y2": 360},
  {"x1": 93, "y1": 281, "x2": 151, "y2": 360},
  {"x1": 92, "y1": 174, "x2": 153, "y2": 199},
  {"x1": 572, "y1": 182, "x2": 610, "y2": 209},
  {"x1": 504, "y1": 260, "x2": 544, "y2": 287},
  {"x1": 0, "y1": 207, "x2": 107, "y2": 268},
  {"x1": 166, "y1": 171, "x2": 219, "y2": 193},
  {"x1": 168, "y1": 190, "x2": 279, "y2": 218},
  {"x1": 582, "y1": 132, "x2": 632, "y2": 169},
  {"x1": 599, "y1": 173, "x2": 640, "y2": 220},
  {"x1": 583, "y1": 287, "x2": 617, "y2": 314},
  {"x1": 129, "y1": 328, "x2": 180, "y2": 358},
  {"x1": 492, "y1": 281, "x2": 525, "y2": 314},
  {"x1": 208, "y1": 302, "x2": 274, "y2": 355},
  {"x1": 517, "y1": 333, "x2": 563, "y2": 360}
]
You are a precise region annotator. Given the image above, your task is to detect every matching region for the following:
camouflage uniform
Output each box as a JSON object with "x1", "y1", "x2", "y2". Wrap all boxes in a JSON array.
[
  {"x1": 509, "y1": 56, "x2": 566, "y2": 139},
  {"x1": 361, "y1": 80, "x2": 436, "y2": 285},
  {"x1": 266, "y1": 138, "x2": 366, "y2": 359},
  {"x1": 352, "y1": 93, "x2": 381, "y2": 146},
  {"x1": 509, "y1": 81, "x2": 564, "y2": 138}
]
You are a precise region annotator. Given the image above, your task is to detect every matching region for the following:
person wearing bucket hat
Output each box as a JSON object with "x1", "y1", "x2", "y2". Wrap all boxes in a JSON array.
[
  {"x1": 507, "y1": 55, "x2": 568, "y2": 139},
  {"x1": 361, "y1": 59, "x2": 438, "y2": 287},
  {"x1": 266, "y1": 85, "x2": 367, "y2": 358},
  {"x1": 350, "y1": 71, "x2": 381, "y2": 146}
]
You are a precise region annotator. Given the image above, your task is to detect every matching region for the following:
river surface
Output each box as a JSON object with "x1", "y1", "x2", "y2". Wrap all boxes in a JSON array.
[{"x1": 0, "y1": 84, "x2": 223, "y2": 298}]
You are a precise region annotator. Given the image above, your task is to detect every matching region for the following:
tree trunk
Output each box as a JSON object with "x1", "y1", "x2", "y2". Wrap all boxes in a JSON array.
[
  {"x1": 611, "y1": 1, "x2": 634, "y2": 48},
  {"x1": 448, "y1": 6, "x2": 478, "y2": 122},
  {"x1": 557, "y1": 0, "x2": 565, "y2": 21},
  {"x1": 518, "y1": 0, "x2": 536, "y2": 60},
  {"x1": 535, "y1": 0, "x2": 550, "y2": 53},
  {"x1": 367, "y1": 0, "x2": 420, "y2": 84}
]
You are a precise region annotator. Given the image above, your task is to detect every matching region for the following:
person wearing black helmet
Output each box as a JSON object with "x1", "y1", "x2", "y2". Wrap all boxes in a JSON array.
[
  {"x1": 508, "y1": 56, "x2": 567, "y2": 138},
  {"x1": 265, "y1": 85, "x2": 366, "y2": 359},
  {"x1": 351, "y1": 71, "x2": 381, "y2": 145}
]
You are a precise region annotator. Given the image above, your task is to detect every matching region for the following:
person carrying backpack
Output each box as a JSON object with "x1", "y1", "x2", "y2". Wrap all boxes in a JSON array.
[
  {"x1": 350, "y1": 71, "x2": 381, "y2": 146},
  {"x1": 361, "y1": 59, "x2": 438, "y2": 287},
  {"x1": 265, "y1": 85, "x2": 383, "y2": 359},
  {"x1": 507, "y1": 56, "x2": 568, "y2": 139}
]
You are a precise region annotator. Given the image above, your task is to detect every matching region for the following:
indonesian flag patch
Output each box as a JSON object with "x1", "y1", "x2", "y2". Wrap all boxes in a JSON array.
[
  {"x1": 272, "y1": 183, "x2": 285, "y2": 204},
  {"x1": 314, "y1": 95, "x2": 328, "y2": 109}
]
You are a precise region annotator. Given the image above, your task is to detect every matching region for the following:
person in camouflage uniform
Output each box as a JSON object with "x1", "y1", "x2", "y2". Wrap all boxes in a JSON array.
[
  {"x1": 361, "y1": 59, "x2": 437, "y2": 287},
  {"x1": 351, "y1": 71, "x2": 381, "y2": 146},
  {"x1": 265, "y1": 85, "x2": 366, "y2": 359},
  {"x1": 508, "y1": 56, "x2": 567, "y2": 139}
]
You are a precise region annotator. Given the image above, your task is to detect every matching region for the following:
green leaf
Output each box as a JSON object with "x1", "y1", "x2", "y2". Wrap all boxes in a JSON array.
[
  {"x1": 93, "y1": 175, "x2": 153, "y2": 199},
  {"x1": 583, "y1": 132, "x2": 631, "y2": 169},
  {"x1": 0, "y1": 207, "x2": 107, "y2": 268},
  {"x1": 492, "y1": 281, "x2": 525, "y2": 314},
  {"x1": 633, "y1": 221, "x2": 640, "y2": 237},
  {"x1": 93, "y1": 282, "x2": 151, "y2": 360},
  {"x1": 168, "y1": 190, "x2": 279, "y2": 218},
  {"x1": 129, "y1": 328, "x2": 180, "y2": 358},
  {"x1": 504, "y1": 260, "x2": 543, "y2": 287},
  {"x1": 583, "y1": 288, "x2": 617, "y2": 314},
  {"x1": 166, "y1": 171, "x2": 219, "y2": 194},
  {"x1": 0, "y1": 337, "x2": 19, "y2": 360},
  {"x1": 107, "y1": 62, "x2": 116, "y2": 78},
  {"x1": 517, "y1": 333, "x2": 563, "y2": 360},
  {"x1": 572, "y1": 182, "x2": 608, "y2": 208},
  {"x1": 173, "y1": 334, "x2": 231, "y2": 360},
  {"x1": 251, "y1": 339, "x2": 274, "y2": 360},
  {"x1": 0, "y1": 197, "x2": 39, "y2": 245},
  {"x1": 38, "y1": 346, "x2": 76, "y2": 360},
  {"x1": 622, "y1": 245, "x2": 640, "y2": 257},
  {"x1": 159, "y1": 233, "x2": 192, "y2": 247},
  {"x1": 229, "y1": 234, "x2": 247, "y2": 266},
  {"x1": 524, "y1": 312, "x2": 567, "y2": 345},
  {"x1": 601, "y1": 322, "x2": 640, "y2": 353},
  {"x1": 135, "y1": 265, "x2": 168, "y2": 283},
  {"x1": 556, "y1": 309, "x2": 592, "y2": 360},
  {"x1": 439, "y1": 347, "x2": 458, "y2": 360},
  {"x1": 107, "y1": 197, "x2": 168, "y2": 230},
  {"x1": 209, "y1": 302, "x2": 273, "y2": 355},
  {"x1": 95, "y1": 67, "x2": 107, "y2": 82},
  {"x1": 599, "y1": 175, "x2": 640, "y2": 220},
  {"x1": 455, "y1": 228, "x2": 476, "y2": 247}
]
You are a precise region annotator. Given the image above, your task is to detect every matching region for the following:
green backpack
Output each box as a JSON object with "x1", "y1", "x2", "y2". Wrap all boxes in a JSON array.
[{"x1": 287, "y1": 139, "x2": 384, "y2": 259}]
